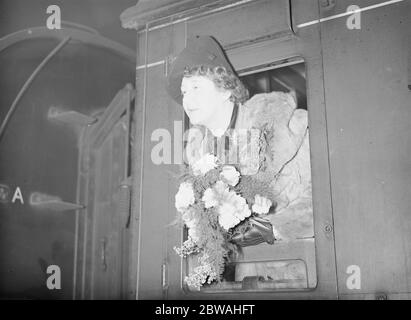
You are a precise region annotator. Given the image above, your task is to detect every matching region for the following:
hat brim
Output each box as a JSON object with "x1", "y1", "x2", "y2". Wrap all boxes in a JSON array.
[{"x1": 166, "y1": 36, "x2": 235, "y2": 105}]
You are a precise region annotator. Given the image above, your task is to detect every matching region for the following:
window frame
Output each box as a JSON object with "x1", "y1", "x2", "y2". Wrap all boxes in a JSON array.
[{"x1": 180, "y1": 58, "x2": 318, "y2": 294}]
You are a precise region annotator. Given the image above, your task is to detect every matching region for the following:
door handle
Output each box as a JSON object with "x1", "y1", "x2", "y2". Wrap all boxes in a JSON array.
[
  {"x1": 119, "y1": 181, "x2": 131, "y2": 228},
  {"x1": 100, "y1": 237, "x2": 107, "y2": 272}
]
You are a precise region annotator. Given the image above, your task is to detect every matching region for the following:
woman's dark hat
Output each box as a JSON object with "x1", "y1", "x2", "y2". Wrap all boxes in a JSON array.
[{"x1": 166, "y1": 35, "x2": 235, "y2": 105}]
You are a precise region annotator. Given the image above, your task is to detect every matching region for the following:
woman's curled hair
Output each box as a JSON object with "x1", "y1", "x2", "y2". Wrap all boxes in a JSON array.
[{"x1": 183, "y1": 65, "x2": 249, "y2": 104}]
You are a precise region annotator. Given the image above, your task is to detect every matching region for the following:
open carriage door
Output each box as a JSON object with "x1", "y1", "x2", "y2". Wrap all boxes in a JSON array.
[
  {"x1": 125, "y1": 0, "x2": 338, "y2": 299},
  {"x1": 73, "y1": 84, "x2": 135, "y2": 299}
]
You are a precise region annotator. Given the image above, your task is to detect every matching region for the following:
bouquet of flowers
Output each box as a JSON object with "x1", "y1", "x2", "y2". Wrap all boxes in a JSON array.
[{"x1": 174, "y1": 153, "x2": 276, "y2": 290}]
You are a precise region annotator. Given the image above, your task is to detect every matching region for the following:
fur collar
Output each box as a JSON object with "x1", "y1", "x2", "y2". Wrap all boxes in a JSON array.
[{"x1": 235, "y1": 91, "x2": 308, "y2": 176}]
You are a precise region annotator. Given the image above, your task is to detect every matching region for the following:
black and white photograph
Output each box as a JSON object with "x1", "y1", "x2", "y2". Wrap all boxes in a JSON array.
[{"x1": 0, "y1": 0, "x2": 410, "y2": 306}]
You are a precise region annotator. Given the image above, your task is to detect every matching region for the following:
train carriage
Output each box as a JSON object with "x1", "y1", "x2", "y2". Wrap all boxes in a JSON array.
[{"x1": 0, "y1": 0, "x2": 410, "y2": 300}]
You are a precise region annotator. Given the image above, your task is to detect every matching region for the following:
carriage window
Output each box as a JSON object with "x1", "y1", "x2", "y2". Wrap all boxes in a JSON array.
[{"x1": 182, "y1": 60, "x2": 317, "y2": 292}]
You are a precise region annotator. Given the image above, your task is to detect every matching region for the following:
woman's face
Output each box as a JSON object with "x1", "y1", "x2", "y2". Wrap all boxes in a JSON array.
[{"x1": 181, "y1": 76, "x2": 231, "y2": 126}]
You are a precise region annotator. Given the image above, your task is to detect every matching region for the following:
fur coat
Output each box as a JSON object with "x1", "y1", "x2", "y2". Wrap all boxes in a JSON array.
[{"x1": 185, "y1": 91, "x2": 314, "y2": 241}]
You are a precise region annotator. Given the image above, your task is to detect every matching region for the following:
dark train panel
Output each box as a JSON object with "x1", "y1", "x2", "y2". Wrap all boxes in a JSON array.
[
  {"x1": 120, "y1": 0, "x2": 410, "y2": 300},
  {"x1": 320, "y1": 0, "x2": 411, "y2": 298},
  {"x1": 0, "y1": 27, "x2": 135, "y2": 299}
]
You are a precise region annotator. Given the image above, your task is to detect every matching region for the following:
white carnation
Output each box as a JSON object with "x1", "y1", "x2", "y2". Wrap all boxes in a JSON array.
[
  {"x1": 185, "y1": 219, "x2": 200, "y2": 242},
  {"x1": 191, "y1": 153, "x2": 218, "y2": 176},
  {"x1": 175, "y1": 182, "x2": 195, "y2": 213},
  {"x1": 181, "y1": 208, "x2": 200, "y2": 242},
  {"x1": 252, "y1": 194, "x2": 272, "y2": 214},
  {"x1": 217, "y1": 192, "x2": 251, "y2": 230},
  {"x1": 218, "y1": 203, "x2": 240, "y2": 230},
  {"x1": 213, "y1": 180, "x2": 229, "y2": 194},
  {"x1": 220, "y1": 165, "x2": 240, "y2": 186},
  {"x1": 231, "y1": 194, "x2": 251, "y2": 220},
  {"x1": 202, "y1": 188, "x2": 218, "y2": 208}
]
